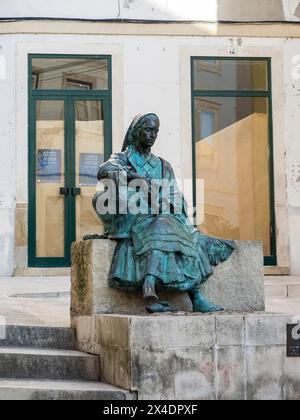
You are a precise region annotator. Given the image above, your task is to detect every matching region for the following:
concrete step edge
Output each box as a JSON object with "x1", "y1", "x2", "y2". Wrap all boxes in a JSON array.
[
  {"x1": 0, "y1": 348, "x2": 100, "y2": 381},
  {"x1": 0, "y1": 379, "x2": 135, "y2": 400},
  {"x1": 0, "y1": 325, "x2": 75, "y2": 350},
  {"x1": 0, "y1": 346, "x2": 96, "y2": 356}
]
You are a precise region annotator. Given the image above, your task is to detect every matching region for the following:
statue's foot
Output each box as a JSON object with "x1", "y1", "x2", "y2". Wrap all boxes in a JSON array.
[
  {"x1": 143, "y1": 276, "x2": 159, "y2": 300},
  {"x1": 189, "y1": 290, "x2": 224, "y2": 313},
  {"x1": 146, "y1": 301, "x2": 177, "y2": 314}
]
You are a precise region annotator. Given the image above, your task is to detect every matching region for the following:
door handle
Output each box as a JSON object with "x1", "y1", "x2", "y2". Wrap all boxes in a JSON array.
[
  {"x1": 71, "y1": 187, "x2": 81, "y2": 196},
  {"x1": 59, "y1": 187, "x2": 70, "y2": 196}
]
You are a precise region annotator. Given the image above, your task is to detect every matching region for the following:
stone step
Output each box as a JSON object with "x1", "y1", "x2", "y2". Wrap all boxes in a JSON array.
[
  {"x1": 0, "y1": 348, "x2": 100, "y2": 381},
  {"x1": 0, "y1": 325, "x2": 75, "y2": 350},
  {"x1": 0, "y1": 379, "x2": 135, "y2": 400},
  {"x1": 14, "y1": 268, "x2": 71, "y2": 277},
  {"x1": 264, "y1": 276, "x2": 300, "y2": 298}
]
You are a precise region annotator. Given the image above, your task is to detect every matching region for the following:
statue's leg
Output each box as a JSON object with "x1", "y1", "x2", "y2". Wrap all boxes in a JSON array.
[
  {"x1": 143, "y1": 275, "x2": 159, "y2": 300},
  {"x1": 188, "y1": 289, "x2": 224, "y2": 313}
]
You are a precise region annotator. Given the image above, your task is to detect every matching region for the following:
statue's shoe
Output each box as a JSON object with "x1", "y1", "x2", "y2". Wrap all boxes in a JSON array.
[
  {"x1": 146, "y1": 301, "x2": 178, "y2": 314},
  {"x1": 83, "y1": 233, "x2": 108, "y2": 240}
]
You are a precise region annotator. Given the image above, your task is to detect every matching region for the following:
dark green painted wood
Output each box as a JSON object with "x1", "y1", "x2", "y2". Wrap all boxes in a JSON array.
[{"x1": 266, "y1": 58, "x2": 277, "y2": 266}]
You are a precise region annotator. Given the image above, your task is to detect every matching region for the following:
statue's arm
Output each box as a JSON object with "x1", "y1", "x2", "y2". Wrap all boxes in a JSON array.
[
  {"x1": 97, "y1": 153, "x2": 149, "y2": 183},
  {"x1": 97, "y1": 153, "x2": 128, "y2": 180},
  {"x1": 162, "y1": 160, "x2": 188, "y2": 216}
]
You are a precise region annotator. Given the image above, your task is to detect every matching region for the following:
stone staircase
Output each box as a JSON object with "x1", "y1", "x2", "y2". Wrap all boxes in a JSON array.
[{"x1": 0, "y1": 325, "x2": 135, "y2": 400}]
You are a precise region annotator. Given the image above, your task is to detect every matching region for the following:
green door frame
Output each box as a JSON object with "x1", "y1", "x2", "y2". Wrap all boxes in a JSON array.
[
  {"x1": 191, "y1": 56, "x2": 277, "y2": 266},
  {"x1": 28, "y1": 54, "x2": 112, "y2": 268}
]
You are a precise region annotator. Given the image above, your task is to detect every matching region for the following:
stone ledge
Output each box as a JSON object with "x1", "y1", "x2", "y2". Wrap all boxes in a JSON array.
[
  {"x1": 71, "y1": 239, "x2": 265, "y2": 317},
  {"x1": 264, "y1": 267, "x2": 290, "y2": 276}
]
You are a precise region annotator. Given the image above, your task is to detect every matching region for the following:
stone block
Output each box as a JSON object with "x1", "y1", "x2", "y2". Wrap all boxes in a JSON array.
[
  {"x1": 216, "y1": 315, "x2": 245, "y2": 346},
  {"x1": 71, "y1": 239, "x2": 265, "y2": 317},
  {"x1": 131, "y1": 315, "x2": 216, "y2": 349},
  {"x1": 285, "y1": 358, "x2": 300, "y2": 400},
  {"x1": 200, "y1": 241, "x2": 265, "y2": 312},
  {"x1": 246, "y1": 346, "x2": 285, "y2": 400},
  {"x1": 245, "y1": 315, "x2": 293, "y2": 346},
  {"x1": 217, "y1": 346, "x2": 246, "y2": 400},
  {"x1": 288, "y1": 285, "x2": 300, "y2": 297},
  {"x1": 130, "y1": 341, "x2": 216, "y2": 400},
  {"x1": 265, "y1": 284, "x2": 287, "y2": 298},
  {"x1": 92, "y1": 315, "x2": 132, "y2": 390},
  {"x1": 73, "y1": 316, "x2": 94, "y2": 353}
]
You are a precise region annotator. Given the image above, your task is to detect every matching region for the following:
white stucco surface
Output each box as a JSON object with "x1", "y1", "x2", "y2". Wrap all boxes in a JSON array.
[
  {"x1": 0, "y1": 0, "x2": 297, "y2": 22},
  {"x1": 0, "y1": 30, "x2": 298, "y2": 274},
  {"x1": 0, "y1": 41, "x2": 15, "y2": 276},
  {"x1": 284, "y1": 39, "x2": 300, "y2": 274}
]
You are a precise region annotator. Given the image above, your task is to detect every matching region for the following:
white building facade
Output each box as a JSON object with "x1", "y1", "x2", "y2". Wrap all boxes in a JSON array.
[{"x1": 0, "y1": 0, "x2": 300, "y2": 276}]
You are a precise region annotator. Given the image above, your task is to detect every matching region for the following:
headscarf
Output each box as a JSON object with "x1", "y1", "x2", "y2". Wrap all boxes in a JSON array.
[{"x1": 121, "y1": 113, "x2": 159, "y2": 152}]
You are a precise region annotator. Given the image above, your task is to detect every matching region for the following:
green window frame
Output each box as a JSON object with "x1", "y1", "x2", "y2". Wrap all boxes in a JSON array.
[
  {"x1": 28, "y1": 54, "x2": 112, "y2": 267},
  {"x1": 191, "y1": 56, "x2": 276, "y2": 266}
]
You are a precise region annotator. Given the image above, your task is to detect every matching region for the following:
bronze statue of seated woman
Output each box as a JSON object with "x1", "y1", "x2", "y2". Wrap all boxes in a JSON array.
[{"x1": 91, "y1": 113, "x2": 235, "y2": 313}]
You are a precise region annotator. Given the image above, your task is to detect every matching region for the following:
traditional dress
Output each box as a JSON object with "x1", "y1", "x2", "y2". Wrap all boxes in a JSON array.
[{"x1": 95, "y1": 141, "x2": 235, "y2": 294}]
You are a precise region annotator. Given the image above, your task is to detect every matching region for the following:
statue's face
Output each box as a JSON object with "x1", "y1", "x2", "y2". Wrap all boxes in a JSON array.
[{"x1": 136, "y1": 117, "x2": 160, "y2": 149}]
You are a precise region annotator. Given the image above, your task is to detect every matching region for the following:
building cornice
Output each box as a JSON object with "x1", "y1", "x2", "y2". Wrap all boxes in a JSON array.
[{"x1": 0, "y1": 20, "x2": 300, "y2": 37}]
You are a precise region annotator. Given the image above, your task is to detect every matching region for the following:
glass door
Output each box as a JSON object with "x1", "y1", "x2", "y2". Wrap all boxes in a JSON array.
[
  {"x1": 73, "y1": 99, "x2": 106, "y2": 242},
  {"x1": 28, "y1": 54, "x2": 111, "y2": 268},
  {"x1": 28, "y1": 96, "x2": 110, "y2": 267}
]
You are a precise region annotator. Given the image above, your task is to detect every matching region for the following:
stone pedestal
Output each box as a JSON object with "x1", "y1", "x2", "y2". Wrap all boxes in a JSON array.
[
  {"x1": 73, "y1": 313, "x2": 300, "y2": 400},
  {"x1": 71, "y1": 239, "x2": 265, "y2": 317}
]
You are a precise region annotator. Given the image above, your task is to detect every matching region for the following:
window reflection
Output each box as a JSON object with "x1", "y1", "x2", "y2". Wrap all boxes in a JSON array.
[
  {"x1": 193, "y1": 59, "x2": 268, "y2": 91},
  {"x1": 195, "y1": 96, "x2": 271, "y2": 255},
  {"x1": 32, "y1": 58, "x2": 109, "y2": 90}
]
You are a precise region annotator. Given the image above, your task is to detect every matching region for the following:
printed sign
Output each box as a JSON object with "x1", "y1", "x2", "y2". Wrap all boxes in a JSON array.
[
  {"x1": 79, "y1": 153, "x2": 103, "y2": 186},
  {"x1": 287, "y1": 324, "x2": 300, "y2": 357},
  {"x1": 36, "y1": 149, "x2": 62, "y2": 183}
]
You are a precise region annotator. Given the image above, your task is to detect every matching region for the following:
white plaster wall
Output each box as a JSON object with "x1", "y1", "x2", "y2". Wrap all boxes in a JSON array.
[
  {"x1": 0, "y1": 0, "x2": 298, "y2": 22},
  {"x1": 0, "y1": 0, "x2": 217, "y2": 21},
  {"x1": 0, "y1": 38, "x2": 16, "y2": 276},
  {"x1": 284, "y1": 39, "x2": 300, "y2": 274},
  {"x1": 0, "y1": 31, "x2": 298, "y2": 273}
]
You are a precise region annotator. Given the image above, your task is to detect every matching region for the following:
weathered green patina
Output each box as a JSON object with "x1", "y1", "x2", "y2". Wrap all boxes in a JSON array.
[{"x1": 92, "y1": 114, "x2": 235, "y2": 313}]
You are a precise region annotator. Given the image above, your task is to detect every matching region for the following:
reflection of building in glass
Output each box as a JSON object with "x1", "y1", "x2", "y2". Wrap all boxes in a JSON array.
[
  {"x1": 32, "y1": 58, "x2": 108, "y2": 90},
  {"x1": 194, "y1": 59, "x2": 272, "y2": 258}
]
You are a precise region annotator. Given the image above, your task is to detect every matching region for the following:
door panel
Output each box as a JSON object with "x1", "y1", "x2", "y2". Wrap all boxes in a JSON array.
[
  {"x1": 35, "y1": 100, "x2": 66, "y2": 258},
  {"x1": 29, "y1": 96, "x2": 109, "y2": 267},
  {"x1": 74, "y1": 99, "x2": 105, "y2": 241}
]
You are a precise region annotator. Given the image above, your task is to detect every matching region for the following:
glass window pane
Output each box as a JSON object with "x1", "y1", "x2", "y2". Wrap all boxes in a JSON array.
[
  {"x1": 35, "y1": 100, "x2": 65, "y2": 258},
  {"x1": 195, "y1": 96, "x2": 272, "y2": 256},
  {"x1": 193, "y1": 59, "x2": 268, "y2": 91},
  {"x1": 32, "y1": 57, "x2": 108, "y2": 90},
  {"x1": 75, "y1": 100, "x2": 105, "y2": 242},
  {"x1": 201, "y1": 110, "x2": 215, "y2": 139}
]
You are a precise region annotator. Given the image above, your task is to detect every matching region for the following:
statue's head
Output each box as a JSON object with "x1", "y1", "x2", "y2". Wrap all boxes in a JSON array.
[{"x1": 122, "y1": 113, "x2": 160, "y2": 151}]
